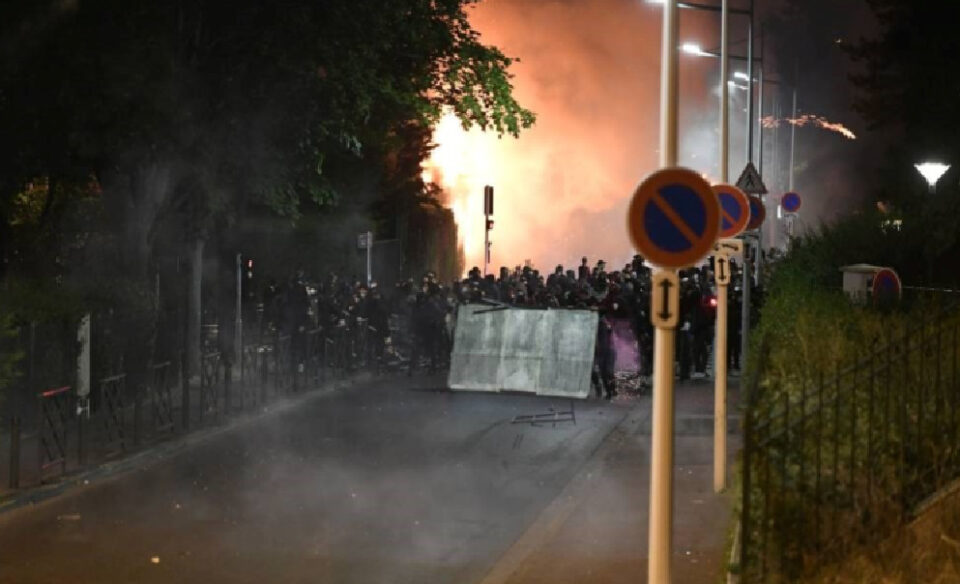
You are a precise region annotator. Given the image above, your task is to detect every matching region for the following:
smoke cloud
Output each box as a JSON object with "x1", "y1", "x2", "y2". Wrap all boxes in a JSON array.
[{"x1": 425, "y1": 0, "x2": 723, "y2": 273}]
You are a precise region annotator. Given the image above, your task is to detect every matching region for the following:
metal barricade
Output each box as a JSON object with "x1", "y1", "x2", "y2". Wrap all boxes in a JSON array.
[
  {"x1": 38, "y1": 386, "x2": 71, "y2": 482},
  {"x1": 98, "y1": 375, "x2": 127, "y2": 458}
]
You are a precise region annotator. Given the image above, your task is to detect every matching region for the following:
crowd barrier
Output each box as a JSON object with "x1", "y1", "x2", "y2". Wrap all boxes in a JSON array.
[{"x1": 448, "y1": 305, "x2": 598, "y2": 399}]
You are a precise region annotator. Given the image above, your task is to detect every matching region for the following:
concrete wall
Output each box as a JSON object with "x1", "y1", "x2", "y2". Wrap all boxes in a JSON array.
[{"x1": 448, "y1": 305, "x2": 598, "y2": 399}]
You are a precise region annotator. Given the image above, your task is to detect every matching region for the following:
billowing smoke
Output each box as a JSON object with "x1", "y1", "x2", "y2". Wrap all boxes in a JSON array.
[{"x1": 423, "y1": 0, "x2": 719, "y2": 274}]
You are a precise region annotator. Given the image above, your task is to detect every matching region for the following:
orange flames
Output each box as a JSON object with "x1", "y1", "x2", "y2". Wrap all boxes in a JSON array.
[
  {"x1": 420, "y1": 111, "x2": 493, "y2": 268},
  {"x1": 419, "y1": 0, "x2": 711, "y2": 275},
  {"x1": 762, "y1": 114, "x2": 857, "y2": 140}
]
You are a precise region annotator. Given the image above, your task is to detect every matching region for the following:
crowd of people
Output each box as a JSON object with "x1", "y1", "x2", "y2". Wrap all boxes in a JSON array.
[{"x1": 253, "y1": 255, "x2": 764, "y2": 399}]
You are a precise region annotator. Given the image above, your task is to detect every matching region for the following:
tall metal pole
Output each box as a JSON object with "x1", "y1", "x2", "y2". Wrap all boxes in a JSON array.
[
  {"x1": 745, "y1": 0, "x2": 754, "y2": 165},
  {"x1": 789, "y1": 87, "x2": 797, "y2": 192},
  {"x1": 484, "y1": 216, "x2": 489, "y2": 277},
  {"x1": 366, "y1": 231, "x2": 373, "y2": 285},
  {"x1": 235, "y1": 253, "x2": 242, "y2": 368},
  {"x1": 714, "y1": 278, "x2": 728, "y2": 492},
  {"x1": 757, "y1": 26, "x2": 764, "y2": 179},
  {"x1": 740, "y1": 0, "x2": 754, "y2": 382},
  {"x1": 650, "y1": 2, "x2": 679, "y2": 582},
  {"x1": 720, "y1": 0, "x2": 729, "y2": 183},
  {"x1": 755, "y1": 21, "x2": 764, "y2": 283},
  {"x1": 711, "y1": 0, "x2": 730, "y2": 498}
]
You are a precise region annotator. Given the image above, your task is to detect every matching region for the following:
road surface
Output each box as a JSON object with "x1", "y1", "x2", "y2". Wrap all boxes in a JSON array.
[{"x1": 0, "y1": 377, "x2": 633, "y2": 584}]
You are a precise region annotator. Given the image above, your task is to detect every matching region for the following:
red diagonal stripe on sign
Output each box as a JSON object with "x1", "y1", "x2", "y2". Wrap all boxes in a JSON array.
[
  {"x1": 649, "y1": 191, "x2": 701, "y2": 247},
  {"x1": 721, "y1": 207, "x2": 736, "y2": 228}
]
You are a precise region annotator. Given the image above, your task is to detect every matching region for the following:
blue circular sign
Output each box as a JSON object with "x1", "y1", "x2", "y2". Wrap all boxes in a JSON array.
[
  {"x1": 747, "y1": 196, "x2": 765, "y2": 230},
  {"x1": 714, "y1": 184, "x2": 750, "y2": 238},
  {"x1": 627, "y1": 168, "x2": 720, "y2": 269},
  {"x1": 782, "y1": 192, "x2": 801, "y2": 213}
]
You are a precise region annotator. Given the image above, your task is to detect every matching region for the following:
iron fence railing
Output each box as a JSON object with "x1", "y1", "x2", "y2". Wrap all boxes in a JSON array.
[
  {"x1": 740, "y1": 299, "x2": 960, "y2": 582},
  {"x1": 3, "y1": 314, "x2": 397, "y2": 493}
]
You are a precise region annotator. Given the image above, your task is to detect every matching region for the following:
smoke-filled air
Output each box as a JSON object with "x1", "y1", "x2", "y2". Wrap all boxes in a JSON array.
[{"x1": 423, "y1": 0, "x2": 700, "y2": 273}]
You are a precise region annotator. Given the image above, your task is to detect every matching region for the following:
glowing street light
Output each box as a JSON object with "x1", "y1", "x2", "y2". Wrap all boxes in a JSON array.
[
  {"x1": 915, "y1": 162, "x2": 950, "y2": 193},
  {"x1": 681, "y1": 42, "x2": 710, "y2": 57}
]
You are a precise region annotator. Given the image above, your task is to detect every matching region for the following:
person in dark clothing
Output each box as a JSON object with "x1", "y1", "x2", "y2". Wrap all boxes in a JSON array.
[
  {"x1": 593, "y1": 311, "x2": 618, "y2": 399},
  {"x1": 691, "y1": 275, "x2": 715, "y2": 377},
  {"x1": 364, "y1": 286, "x2": 390, "y2": 373},
  {"x1": 578, "y1": 257, "x2": 590, "y2": 282},
  {"x1": 676, "y1": 271, "x2": 700, "y2": 381},
  {"x1": 408, "y1": 285, "x2": 445, "y2": 375}
]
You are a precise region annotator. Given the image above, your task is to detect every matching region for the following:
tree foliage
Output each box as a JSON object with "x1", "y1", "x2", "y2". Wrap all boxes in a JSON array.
[{"x1": 0, "y1": 0, "x2": 534, "y2": 280}]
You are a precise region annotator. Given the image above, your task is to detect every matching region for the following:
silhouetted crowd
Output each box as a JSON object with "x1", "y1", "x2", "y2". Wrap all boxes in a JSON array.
[{"x1": 254, "y1": 255, "x2": 765, "y2": 399}]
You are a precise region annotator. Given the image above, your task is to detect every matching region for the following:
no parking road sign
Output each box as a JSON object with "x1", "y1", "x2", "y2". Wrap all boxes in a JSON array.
[
  {"x1": 782, "y1": 192, "x2": 802, "y2": 213},
  {"x1": 873, "y1": 268, "x2": 902, "y2": 303},
  {"x1": 713, "y1": 184, "x2": 750, "y2": 238},
  {"x1": 627, "y1": 168, "x2": 720, "y2": 269},
  {"x1": 747, "y1": 196, "x2": 766, "y2": 231}
]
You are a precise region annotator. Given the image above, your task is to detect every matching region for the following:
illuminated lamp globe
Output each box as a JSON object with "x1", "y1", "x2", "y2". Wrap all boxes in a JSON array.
[{"x1": 914, "y1": 162, "x2": 950, "y2": 192}]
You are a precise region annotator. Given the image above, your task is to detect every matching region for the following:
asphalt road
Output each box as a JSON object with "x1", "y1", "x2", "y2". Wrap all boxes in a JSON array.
[{"x1": 0, "y1": 377, "x2": 632, "y2": 584}]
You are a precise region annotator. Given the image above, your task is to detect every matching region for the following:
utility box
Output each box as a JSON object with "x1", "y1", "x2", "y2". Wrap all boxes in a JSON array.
[{"x1": 840, "y1": 264, "x2": 892, "y2": 302}]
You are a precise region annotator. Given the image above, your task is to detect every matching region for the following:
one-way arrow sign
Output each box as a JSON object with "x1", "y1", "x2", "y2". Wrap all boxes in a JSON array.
[
  {"x1": 651, "y1": 270, "x2": 680, "y2": 329},
  {"x1": 736, "y1": 161, "x2": 768, "y2": 195},
  {"x1": 714, "y1": 256, "x2": 731, "y2": 285}
]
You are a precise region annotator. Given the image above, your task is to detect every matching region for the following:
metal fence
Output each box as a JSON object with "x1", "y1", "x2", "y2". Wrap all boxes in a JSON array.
[
  {"x1": 3, "y1": 315, "x2": 393, "y2": 492},
  {"x1": 739, "y1": 300, "x2": 960, "y2": 581}
]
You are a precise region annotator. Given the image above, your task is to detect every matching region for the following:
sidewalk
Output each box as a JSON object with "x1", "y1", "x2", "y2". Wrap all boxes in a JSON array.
[{"x1": 479, "y1": 377, "x2": 740, "y2": 584}]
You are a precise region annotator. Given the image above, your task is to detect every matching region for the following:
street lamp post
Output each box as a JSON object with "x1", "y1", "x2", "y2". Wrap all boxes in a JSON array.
[{"x1": 915, "y1": 162, "x2": 951, "y2": 194}]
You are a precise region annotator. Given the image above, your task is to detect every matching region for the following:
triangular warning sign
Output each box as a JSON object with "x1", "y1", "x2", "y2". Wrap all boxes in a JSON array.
[{"x1": 735, "y1": 162, "x2": 768, "y2": 195}]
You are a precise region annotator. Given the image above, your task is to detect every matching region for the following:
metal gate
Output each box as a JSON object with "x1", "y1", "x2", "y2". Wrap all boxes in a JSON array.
[
  {"x1": 98, "y1": 375, "x2": 127, "y2": 457},
  {"x1": 241, "y1": 343, "x2": 263, "y2": 408},
  {"x1": 274, "y1": 335, "x2": 292, "y2": 394},
  {"x1": 199, "y1": 352, "x2": 221, "y2": 422},
  {"x1": 300, "y1": 329, "x2": 323, "y2": 390},
  {"x1": 38, "y1": 386, "x2": 72, "y2": 481},
  {"x1": 150, "y1": 361, "x2": 175, "y2": 436}
]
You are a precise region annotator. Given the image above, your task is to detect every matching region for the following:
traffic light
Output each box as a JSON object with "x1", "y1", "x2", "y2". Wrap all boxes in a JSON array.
[{"x1": 484, "y1": 185, "x2": 494, "y2": 216}]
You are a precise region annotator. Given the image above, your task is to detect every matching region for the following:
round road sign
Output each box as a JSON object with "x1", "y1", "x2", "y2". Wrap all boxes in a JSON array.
[
  {"x1": 872, "y1": 268, "x2": 901, "y2": 303},
  {"x1": 713, "y1": 183, "x2": 750, "y2": 238},
  {"x1": 627, "y1": 167, "x2": 720, "y2": 269},
  {"x1": 747, "y1": 196, "x2": 766, "y2": 231},
  {"x1": 782, "y1": 192, "x2": 802, "y2": 213}
]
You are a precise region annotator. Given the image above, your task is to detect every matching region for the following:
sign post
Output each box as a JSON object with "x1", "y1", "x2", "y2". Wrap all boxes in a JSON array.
[
  {"x1": 710, "y1": 184, "x2": 748, "y2": 493},
  {"x1": 735, "y1": 164, "x2": 768, "y2": 379},
  {"x1": 357, "y1": 232, "x2": 373, "y2": 285},
  {"x1": 628, "y1": 167, "x2": 719, "y2": 584},
  {"x1": 484, "y1": 185, "x2": 494, "y2": 277}
]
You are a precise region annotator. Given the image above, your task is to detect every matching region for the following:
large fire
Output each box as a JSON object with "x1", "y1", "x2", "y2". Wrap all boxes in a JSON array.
[
  {"x1": 420, "y1": 112, "x2": 492, "y2": 266},
  {"x1": 417, "y1": 0, "x2": 672, "y2": 275},
  {"x1": 419, "y1": 0, "x2": 763, "y2": 275}
]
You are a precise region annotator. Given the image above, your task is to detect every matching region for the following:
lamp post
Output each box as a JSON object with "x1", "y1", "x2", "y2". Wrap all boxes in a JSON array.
[
  {"x1": 661, "y1": 0, "x2": 754, "y2": 175},
  {"x1": 915, "y1": 162, "x2": 950, "y2": 194}
]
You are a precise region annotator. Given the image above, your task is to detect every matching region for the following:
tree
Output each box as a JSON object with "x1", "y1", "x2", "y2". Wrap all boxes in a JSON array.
[{"x1": 0, "y1": 0, "x2": 534, "y2": 278}]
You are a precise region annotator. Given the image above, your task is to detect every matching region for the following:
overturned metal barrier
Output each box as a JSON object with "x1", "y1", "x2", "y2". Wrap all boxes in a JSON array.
[{"x1": 448, "y1": 305, "x2": 597, "y2": 399}]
